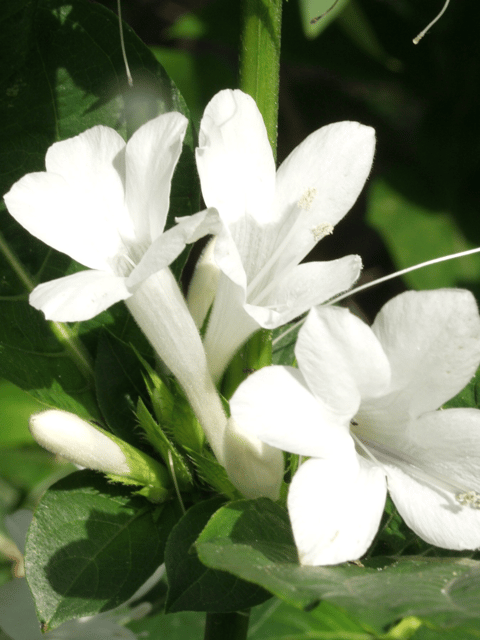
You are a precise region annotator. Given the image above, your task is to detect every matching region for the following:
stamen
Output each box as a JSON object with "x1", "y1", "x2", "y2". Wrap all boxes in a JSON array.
[
  {"x1": 298, "y1": 187, "x2": 318, "y2": 211},
  {"x1": 272, "y1": 247, "x2": 480, "y2": 348},
  {"x1": 456, "y1": 491, "x2": 480, "y2": 509},
  {"x1": 117, "y1": 0, "x2": 133, "y2": 86},
  {"x1": 413, "y1": 0, "x2": 451, "y2": 45},
  {"x1": 311, "y1": 222, "x2": 333, "y2": 242},
  {"x1": 330, "y1": 247, "x2": 480, "y2": 306}
]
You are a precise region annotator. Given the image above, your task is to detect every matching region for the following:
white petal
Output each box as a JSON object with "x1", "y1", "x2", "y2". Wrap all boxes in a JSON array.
[
  {"x1": 30, "y1": 270, "x2": 131, "y2": 321},
  {"x1": 127, "y1": 208, "x2": 222, "y2": 288},
  {"x1": 288, "y1": 455, "x2": 386, "y2": 565},
  {"x1": 125, "y1": 112, "x2": 188, "y2": 243},
  {"x1": 196, "y1": 89, "x2": 276, "y2": 226},
  {"x1": 246, "y1": 255, "x2": 362, "y2": 328},
  {"x1": 0, "y1": 579, "x2": 43, "y2": 640},
  {"x1": 222, "y1": 418, "x2": 284, "y2": 500},
  {"x1": 385, "y1": 409, "x2": 480, "y2": 549},
  {"x1": 230, "y1": 365, "x2": 354, "y2": 458},
  {"x1": 272, "y1": 122, "x2": 375, "y2": 274},
  {"x1": 203, "y1": 273, "x2": 258, "y2": 383},
  {"x1": 372, "y1": 289, "x2": 480, "y2": 416},
  {"x1": 46, "y1": 126, "x2": 133, "y2": 263},
  {"x1": 187, "y1": 238, "x2": 220, "y2": 329},
  {"x1": 4, "y1": 169, "x2": 127, "y2": 271},
  {"x1": 295, "y1": 306, "x2": 391, "y2": 418}
]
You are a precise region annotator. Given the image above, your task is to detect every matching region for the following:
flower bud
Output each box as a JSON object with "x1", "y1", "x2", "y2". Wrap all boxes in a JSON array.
[
  {"x1": 187, "y1": 238, "x2": 220, "y2": 329},
  {"x1": 222, "y1": 418, "x2": 284, "y2": 501},
  {"x1": 29, "y1": 410, "x2": 170, "y2": 500}
]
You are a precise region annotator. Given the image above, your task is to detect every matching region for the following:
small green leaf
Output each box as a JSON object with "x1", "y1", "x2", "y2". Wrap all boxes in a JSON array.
[
  {"x1": 95, "y1": 332, "x2": 151, "y2": 446},
  {"x1": 186, "y1": 448, "x2": 240, "y2": 500},
  {"x1": 165, "y1": 497, "x2": 270, "y2": 613},
  {"x1": 136, "y1": 398, "x2": 193, "y2": 490},
  {"x1": 272, "y1": 322, "x2": 300, "y2": 367},
  {"x1": 25, "y1": 470, "x2": 180, "y2": 631}
]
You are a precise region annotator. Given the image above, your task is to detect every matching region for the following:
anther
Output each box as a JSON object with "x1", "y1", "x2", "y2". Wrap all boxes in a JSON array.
[
  {"x1": 311, "y1": 222, "x2": 333, "y2": 242},
  {"x1": 298, "y1": 187, "x2": 317, "y2": 211},
  {"x1": 456, "y1": 491, "x2": 480, "y2": 509}
]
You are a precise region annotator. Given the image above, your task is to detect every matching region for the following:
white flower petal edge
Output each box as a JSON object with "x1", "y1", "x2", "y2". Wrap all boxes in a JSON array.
[
  {"x1": 371, "y1": 289, "x2": 480, "y2": 417},
  {"x1": 386, "y1": 409, "x2": 480, "y2": 549},
  {"x1": 229, "y1": 364, "x2": 353, "y2": 458},
  {"x1": 288, "y1": 456, "x2": 386, "y2": 566},
  {"x1": 30, "y1": 270, "x2": 131, "y2": 322},
  {"x1": 195, "y1": 89, "x2": 375, "y2": 382}
]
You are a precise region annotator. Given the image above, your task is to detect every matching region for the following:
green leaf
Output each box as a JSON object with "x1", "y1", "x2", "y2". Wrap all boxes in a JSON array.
[
  {"x1": 136, "y1": 398, "x2": 194, "y2": 491},
  {"x1": 25, "y1": 470, "x2": 180, "y2": 631},
  {"x1": 0, "y1": 300, "x2": 99, "y2": 419},
  {"x1": 196, "y1": 499, "x2": 480, "y2": 633},
  {"x1": 367, "y1": 178, "x2": 480, "y2": 290},
  {"x1": 272, "y1": 322, "x2": 300, "y2": 366},
  {"x1": 165, "y1": 497, "x2": 270, "y2": 613},
  {"x1": 186, "y1": 448, "x2": 240, "y2": 500},
  {"x1": 95, "y1": 332, "x2": 151, "y2": 446}
]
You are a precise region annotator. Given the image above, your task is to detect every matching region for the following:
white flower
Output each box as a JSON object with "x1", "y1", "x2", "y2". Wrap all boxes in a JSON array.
[
  {"x1": 230, "y1": 289, "x2": 480, "y2": 565},
  {"x1": 191, "y1": 89, "x2": 375, "y2": 382},
  {"x1": 4, "y1": 116, "x2": 228, "y2": 461},
  {"x1": 0, "y1": 511, "x2": 163, "y2": 640}
]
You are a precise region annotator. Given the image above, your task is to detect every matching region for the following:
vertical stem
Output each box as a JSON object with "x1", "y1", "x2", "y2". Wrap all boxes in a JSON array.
[
  {"x1": 204, "y1": 611, "x2": 250, "y2": 640},
  {"x1": 239, "y1": 0, "x2": 283, "y2": 159}
]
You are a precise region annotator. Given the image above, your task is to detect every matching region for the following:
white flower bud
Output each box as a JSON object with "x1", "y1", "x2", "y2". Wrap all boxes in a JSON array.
[
  {"x1": 29, "y1": 410, "x2": 170, "y2": 498},
  {"x1": 222, "y1": 418, "x2": 284, "y2": 501},
  {"x1": 30, "y1": 410, "x2": 130, "y2": 475}
]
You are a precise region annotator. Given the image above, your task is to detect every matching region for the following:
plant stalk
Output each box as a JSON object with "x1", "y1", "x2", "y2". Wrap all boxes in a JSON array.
[
  {"x1": 239, "y1": 0, "x2": 283, "y2": 160},
  {"x1": 204, "y1": 611, "x2": 250, "y2": 640}
]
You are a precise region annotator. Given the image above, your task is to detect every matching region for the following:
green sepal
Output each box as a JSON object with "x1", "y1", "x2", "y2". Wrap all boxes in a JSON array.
[
  {"x1": 136, "y1": 350, "x2": 205, "y2": 453},
  {"x1": 136, "y1": 398, "x2": 193, "y2": 491},
  {"x1": 88, "y1": 421, "x2": 171, "y2": 495},
  {"x1": 185, "y1": 448, "x2": 241, "y2": 501},
  {"x1": 104, "y1": 473, "x2": 169, "y2": 504}
]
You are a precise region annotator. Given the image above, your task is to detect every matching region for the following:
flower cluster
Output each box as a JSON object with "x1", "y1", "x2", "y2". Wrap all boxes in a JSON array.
[{"x1": 5, "y1": 88, "x2": 480, "y2": 575}]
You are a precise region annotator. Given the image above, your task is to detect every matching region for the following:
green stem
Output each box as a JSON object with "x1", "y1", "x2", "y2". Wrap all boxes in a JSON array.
[
  {"x1": 239, "y1": 0, "x2": 283, "y2": 159},
  {"x1": 204, "y1": 611, "x2": 250, "y2": 640},
  {"x1": 0, "y1": 230, "x2": 95, "y2": 383}
]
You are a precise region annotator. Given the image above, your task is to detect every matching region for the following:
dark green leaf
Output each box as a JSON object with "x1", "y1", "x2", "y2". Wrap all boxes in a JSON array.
[
  {"x1": 196, "y1": 498, "x2": 480, "y2": 633},
  {"x1": 95, "y1": 332, "x2": 150, "y2": 445},
  {"x1": 165, "y1": 497, "x2": 270, "y2": 613},
  {"x1": 25, "y1": 470, "x2": 180, "y2": 631},
  {"x1": 0, "y1": 301, "x2": 99, "y2": 419},
  {"x1": 272, "y1": 322, "x2": 300, "y2": 367}
]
